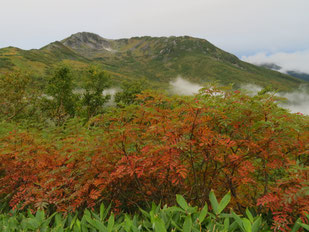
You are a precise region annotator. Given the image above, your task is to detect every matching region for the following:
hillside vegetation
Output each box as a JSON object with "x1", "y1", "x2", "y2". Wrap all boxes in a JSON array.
[{"x1": 0, "y1": 67, "x2": 308, "y2": 231}]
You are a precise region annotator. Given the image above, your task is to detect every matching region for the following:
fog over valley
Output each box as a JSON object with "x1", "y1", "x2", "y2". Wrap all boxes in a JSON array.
[{"x1": 169, "y1": 77, "x2": 309, "y2": 115}]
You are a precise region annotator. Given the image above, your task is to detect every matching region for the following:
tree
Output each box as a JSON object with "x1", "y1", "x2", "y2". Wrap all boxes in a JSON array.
[
  {"x1": 115, "y1": 80, "x2": 146, "y2": 107},
  {"x1": 0, "y1": 71, "x2": 39, "y2": 121},
  {"x1": 81, "y1": 66, "x2": 111, "y2": 119},
  {"x1": 42, "y1": 65, "x2": 76, "y2": 125}
]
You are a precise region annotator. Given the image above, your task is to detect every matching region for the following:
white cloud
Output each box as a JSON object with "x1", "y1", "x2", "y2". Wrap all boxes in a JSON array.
[
  {"x1": 278, "y1": 86, "x2": 309, "y2": 115},
  {"x1": 169, "y1": 77, "x2": 203, "y2": 95},
  {"x1": 241, "y1": 50, "x2": 309, "y2": 74}
]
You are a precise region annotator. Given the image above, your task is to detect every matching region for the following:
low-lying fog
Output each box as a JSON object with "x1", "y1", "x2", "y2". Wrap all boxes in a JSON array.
[
  {"x1": 240, "y1": 83, "x2": 309, "y2": 115},
  {"x1": 169, "y1": 77, "x2": 203, "y2": 95},
  {"x1": 169, "y1": 77, "x2": 309, "y2": 115},
  {"x1": 77, "y1": 77, "x2": 308, "y2": 115}
]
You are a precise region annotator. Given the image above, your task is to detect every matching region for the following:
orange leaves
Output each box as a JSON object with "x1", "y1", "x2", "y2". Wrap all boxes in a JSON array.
[
  {"x1": 257, "y1": 167, "x2": 309, "y2": 231},
  {"x1": 176, "y1": 166, "x2": 188, "y2": 179},
  {"x1": 89, "y1": 189, "x2": 101, "y2": 200}
]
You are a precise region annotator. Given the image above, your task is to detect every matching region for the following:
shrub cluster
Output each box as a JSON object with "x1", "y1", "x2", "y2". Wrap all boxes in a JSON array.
[{"x1": 1, "y1": 87, "x2": 308, "y2": 231}]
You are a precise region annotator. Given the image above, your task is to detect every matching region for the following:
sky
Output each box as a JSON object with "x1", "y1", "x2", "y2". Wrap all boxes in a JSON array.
[{"x1": 1, "y1": 0, "x2": 309, "y2": 71}]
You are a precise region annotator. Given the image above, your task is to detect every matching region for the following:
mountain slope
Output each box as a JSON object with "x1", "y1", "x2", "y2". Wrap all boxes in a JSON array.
[
  {"x1": 0, "y1": 42, "x2": 89, "y2": 76},
  {"x1": 0, "y1": 32, "x2": 305, "y2": 90}
]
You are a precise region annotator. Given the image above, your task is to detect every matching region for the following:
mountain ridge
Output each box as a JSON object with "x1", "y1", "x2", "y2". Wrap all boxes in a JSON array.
[{"x1": 0, "y1": 32, "x2": 305, "y2": 90}]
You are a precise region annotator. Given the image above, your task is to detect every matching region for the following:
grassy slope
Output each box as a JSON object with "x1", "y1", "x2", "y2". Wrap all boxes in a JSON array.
[
  {"x1": 0, "y1": 42, "x2": 89, "y2": 74},
  {"x1": 0, "y1": 33, "x2": 305, "y2": 91}
]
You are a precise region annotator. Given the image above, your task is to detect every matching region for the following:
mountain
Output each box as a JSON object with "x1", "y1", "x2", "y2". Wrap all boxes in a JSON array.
[
  {"x1": 0, "y1": 32, "x2": 305, "y2": 90},
  {"x1": 286, "y1": 71, "x2": 309, "y2": 82},
  {"x1": 259, "y1": 63, "x2": 309, "y2": 82}
]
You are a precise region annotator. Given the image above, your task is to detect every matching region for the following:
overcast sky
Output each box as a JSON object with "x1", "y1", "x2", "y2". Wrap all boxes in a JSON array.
[{"x1": 1, "y1": 0, "x2": 308, "y2": 59}]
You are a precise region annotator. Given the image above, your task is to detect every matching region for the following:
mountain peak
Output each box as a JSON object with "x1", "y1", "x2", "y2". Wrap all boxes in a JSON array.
[{"x1": 62, "y1": 32, "x2": 112, "y2": 51}]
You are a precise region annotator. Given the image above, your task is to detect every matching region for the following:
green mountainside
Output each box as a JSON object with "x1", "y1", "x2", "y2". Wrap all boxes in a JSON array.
[{"x1": 0, "y1": 32, "x2": 305, "y2": 90}]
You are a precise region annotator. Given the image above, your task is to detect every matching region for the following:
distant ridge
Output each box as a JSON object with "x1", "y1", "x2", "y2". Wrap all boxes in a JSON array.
[{"x1": 259, "y1": 62, "x2": 309, "y2": 82}]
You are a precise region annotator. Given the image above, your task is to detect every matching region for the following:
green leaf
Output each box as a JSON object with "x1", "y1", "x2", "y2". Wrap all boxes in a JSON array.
[
  {"x1": 218, "y1": 191, "x2": 231, "y2": 214},
  {"x1": 124, "y1": 214, "x2": 133, "y2": 231},
  {"x1": 223, "y1": 217, "x2": 230, "y2": 231},
  {"x1": 209, "y1": 190, "x2": 219, "y2": 214},
  {"x1": 183, "y1": 215, "x2": 192, "y2": 232},
  {"x1": 139, "y1": 207, "x2": 151, "y2": 218},
  {"x1": 75, "y1": 219, "x2": 81, "y2": 231},
  {"x1": 245, "y1": 209, "x2": 254, "y2": 223},
  {"x1": 100, "y1": 203, "x2": 105, "y2": 221},
  {"x1": 101, "y1": 204, "x2": 111, "y2": 222},
  {"x1": 232, "y1": 211, "x2": 245, "y2": 232},
  {"x1": 251, "y1": 216, "x2": 261, "y2": 232},
  {"x1": 154, "y1": 218, "x2": 167, "y2": 232},
  {"x1": 69, "y1": 214, "x2": 78, "y2": 229},
  {"x1": 171, "y1": 218, "x2": 182, "y2": 231},
  {"x1": 198, "y1": 203, "x2": 208, "y2": 223},
  {"x1": 35, "y1": 210, "x2": 45, "y2": 222},
  {"x1": 165, "y1": 206, "x2": 185, "y2": 213},
  {"x1": 298, "y1": 222, "x2": 309, "y2": 230},
  {"x1": 176, "y1": 195, "x2": 188, "y2": 211},
  {"x1": 242, "y1": 218, "x2": 252, "y2": 232},
  {"x1": 84, "y1": 214, "x2": 107, "y2": 231},
  {"x1": 21, "y1": 218, "x2": 40, "y2": 230},
  {"x1": 107, "y1": 213, "x2": 114, "y2": 232}
]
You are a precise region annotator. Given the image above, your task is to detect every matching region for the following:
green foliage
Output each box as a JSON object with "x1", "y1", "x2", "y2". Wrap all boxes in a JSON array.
[
  {"x1": 1, "y1": 192, "x2": 299, "y2": 231},
  {"x1": 42, "y1": 65, "x2": 77, "y2": 125},
  {"x1": 0, "y1": 71, "x2": 39, "y2": 121},
  {"x1": 209, "y1": 190, "x2": 231, "y2": 215},
  {"x1": 115, "y1": 80, "x2": 146, "y2": 106},
  {"x1": 80, "y1": 66, "x2": 111, "y2": 119}
]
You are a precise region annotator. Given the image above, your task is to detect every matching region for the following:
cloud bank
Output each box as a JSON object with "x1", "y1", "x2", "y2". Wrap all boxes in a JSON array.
[{"x1": 241, "y1": 50, "x2": 309, "y2": 74}]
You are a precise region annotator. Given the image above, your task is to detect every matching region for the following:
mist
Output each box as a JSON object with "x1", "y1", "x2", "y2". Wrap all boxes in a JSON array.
[
  {"x1": 277, "y1": 86, "x2": 309, "y2": 115},
  {"x1": 239, "y1": 84, "x2": 263, "y2": 96},
  {"x1": 169, "y1": 77, "x2": 203, "y2": 95},
  {"x1": 240, "y1": 84, "x2": 309, "y2": 115},
  {"x1": 103, "y1": 87, "x2": 120, "y2": 105},
  {"x1": 169, "y1": 78, "x2": 308, "y2": 115}
]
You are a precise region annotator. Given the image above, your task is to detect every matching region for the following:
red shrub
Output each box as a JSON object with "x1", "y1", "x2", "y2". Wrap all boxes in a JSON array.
[{"x1": 0, "y1": 89, "x2": 307, "y2": 220}]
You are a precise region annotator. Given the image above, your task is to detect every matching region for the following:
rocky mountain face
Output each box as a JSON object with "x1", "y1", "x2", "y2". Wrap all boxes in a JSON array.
[
  {"x1": 61, "y1": 32, "x2": 240, "y2": 63},
  {"x1": 61, "y1": 32, "x2": 113, "y2": 58}
]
